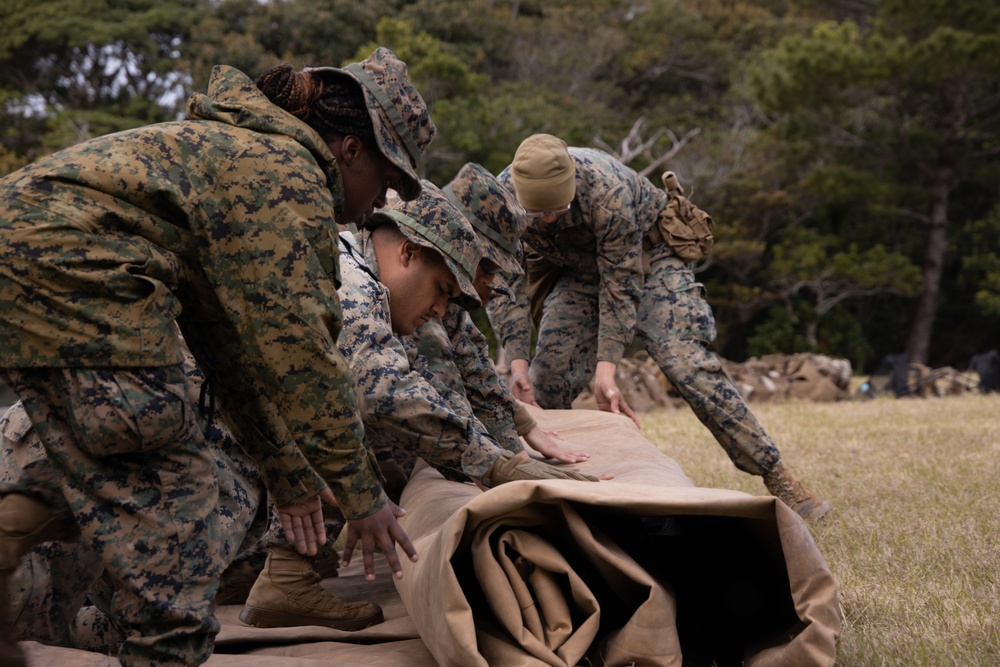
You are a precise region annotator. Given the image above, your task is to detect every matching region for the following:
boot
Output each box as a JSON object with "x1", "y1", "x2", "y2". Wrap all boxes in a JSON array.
[
  {"x1": 239, "y1": 544, "x2": 383, "y2": 630},
  {"x1": 762, "y1": 465, "x2": 831, "y2": 522},
  {"x1": 0, "y1": 494, "x2": 78, "y2": 667},
  {"x1": 216, "y1": 551, "x2": 267, "y2": 606}
]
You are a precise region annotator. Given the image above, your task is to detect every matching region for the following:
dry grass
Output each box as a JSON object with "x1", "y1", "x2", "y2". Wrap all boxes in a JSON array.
[{"x1": 641, "y1": 393, "x2": 1000, "y2": 666}]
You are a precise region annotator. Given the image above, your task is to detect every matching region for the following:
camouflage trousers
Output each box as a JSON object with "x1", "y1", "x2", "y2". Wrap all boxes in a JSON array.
[
  {"x1": 0, "y1": 365, "x2": 240, "y2": 666},
  {"x1": 530, "y1": 253, "x2": 781, "y2": 476}
]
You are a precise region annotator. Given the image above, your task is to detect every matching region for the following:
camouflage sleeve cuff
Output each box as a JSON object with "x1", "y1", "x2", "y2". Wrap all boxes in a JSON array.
[
  {"x1": 460, "y1": 428, "x2": 506, "y2": 483},
  {"x1": 306, "y1": 421, "x2": 387, "y2": 520},
  {"x1": 326, "y1": 447, "x2": 387, "y2": 520},
  {"x1": 597, "y1": 339, "x2": 626, "y2": 367},
  {"x1": 512, "y1": 402, "x2": 538, "y2": 437},
  {"x1": 258, "y1": 443, "x2": 329, "y2": 507},
  {"x1": 504, "y1": 340, "x2": 532, "y2": 364}
]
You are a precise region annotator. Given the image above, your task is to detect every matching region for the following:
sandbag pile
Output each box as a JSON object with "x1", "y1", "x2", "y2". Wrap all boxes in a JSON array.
[
  {"x1": 498, "y1": 352, "x2": 856, "y2": 413},
  {"x1": 729, "y1": 353, "x2": 853, "y2": 403},
  {"x1": 857, "y1": 360, "x2": 980, "y2": 399},
  {"x1": 901, "y1": 364, "x2": 980, "y2": 397}
]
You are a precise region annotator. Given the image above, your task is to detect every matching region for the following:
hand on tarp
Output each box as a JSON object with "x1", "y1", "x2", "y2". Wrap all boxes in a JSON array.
[
  {"x1": 594, "y1": 361, "x2": 641, "y2": 429},
  {"x1": 278, "y1": 486, "x2": 336, "y2": 556},
  {"x1": 341, "y1": 501, "x2": 418, "y2": 582},
  {"x1": 488, "y1": 450, "x2": 610, "y2": 485},
  {"x1": 523, "y1": 425, "x2": 592, "y2": 465}
]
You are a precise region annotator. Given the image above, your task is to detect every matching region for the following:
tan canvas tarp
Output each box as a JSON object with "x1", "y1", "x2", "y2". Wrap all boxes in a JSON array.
[
  {"x1": 394, "y1": 407, "x2": 840, "y2": 666},
  {"x1": 16, "y1": 407, "x2": 840, "y2": 666}
]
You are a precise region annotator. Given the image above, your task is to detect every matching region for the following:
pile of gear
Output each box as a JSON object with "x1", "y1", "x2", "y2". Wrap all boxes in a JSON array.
[
  {"x1": 499, "y1": 350, "x2": 990, "y2": 414},
  {"x1": 855, "y1": 352, "x2": 986, "y2": 400},
  {"x1": 497, "y1": 352, "x2": 855, "y2": 413}
]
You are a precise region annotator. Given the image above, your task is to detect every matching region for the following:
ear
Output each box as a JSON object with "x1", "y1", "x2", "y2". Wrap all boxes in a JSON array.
[
  {"x1": 398, "y1": 239, "x2": 420, "y2": 267},
  {"x1": 338, "y1": 135, "x2": 366, "y2": 168}
]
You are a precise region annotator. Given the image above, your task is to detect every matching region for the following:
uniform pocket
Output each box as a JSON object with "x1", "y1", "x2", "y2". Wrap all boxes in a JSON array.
[
  {"x1": 646, "y1": 267, "x2": 717, "y2": 345},
  {"x1": 71, "y1": 366, "x2": 192, "y2": 457}
]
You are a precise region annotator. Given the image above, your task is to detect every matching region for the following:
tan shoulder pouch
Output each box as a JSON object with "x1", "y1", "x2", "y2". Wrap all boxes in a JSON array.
[{"x1": 657, "y1": 171, "x2": 715, "y2": 262}]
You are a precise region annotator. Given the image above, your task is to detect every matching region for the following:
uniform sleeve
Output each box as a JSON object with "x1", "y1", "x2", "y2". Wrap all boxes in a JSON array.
[
  {"x1": 485, "y1": 257, "x2": 533, "y2": 362},
  {"x1": 489, "y1": 167, "x2": 533, "y2": 362},
  {"x1": 338, "y1": 278, "x2": 505, "y2": 483},
  {"x1": 186, "y1": 148, "x2": 381, "y2": 518},
  {"x1": 590, "y1": 196, "x2": 645, "y2": 365},
  {"x1": 440, "y1": 307, "x2": 523, "y2": 453}
]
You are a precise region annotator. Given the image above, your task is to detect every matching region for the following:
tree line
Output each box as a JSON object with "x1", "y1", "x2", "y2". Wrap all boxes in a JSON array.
[{"x1": 2, "y1": 0, "x2": 998, "y2": 372}]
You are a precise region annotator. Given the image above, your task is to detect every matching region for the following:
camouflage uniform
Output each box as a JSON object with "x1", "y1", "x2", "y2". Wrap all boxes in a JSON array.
[
  {"x1": 0, "y1": 351, "x2": 270, "y2": 650},
  {"x1": 404, "y1": 163, "x2": 537, "y2": 455},
  {"x1": 0, "y1": 64, "x2": 379, "y2": 665},
  {"x1": 495, "y1": 148, "x2": 782, "y2": 475},
  {"x1": 405, "y1": 310, "x2": 522, "y2": 454},
  {"x1": 336, "y1": 182, "x2": 516, "y2": 484}
]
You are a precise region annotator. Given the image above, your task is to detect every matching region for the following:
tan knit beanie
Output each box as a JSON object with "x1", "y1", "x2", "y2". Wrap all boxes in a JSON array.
[{"x1": 510, "y1": 134, "x2": 576, "y2": 211}]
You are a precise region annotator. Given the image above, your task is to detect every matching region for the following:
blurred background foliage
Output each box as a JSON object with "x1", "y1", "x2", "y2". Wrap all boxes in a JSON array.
[{"x1": 2, "y1": 0, "x2": 997, "y2": 372}]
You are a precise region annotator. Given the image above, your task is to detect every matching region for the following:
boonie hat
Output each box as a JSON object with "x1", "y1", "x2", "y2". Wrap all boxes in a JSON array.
[
  {"x1": 376, "y1": 180, "x2": 484, "y2": 310},
  {"x1": 509, "y1": 133, "x2": 576, "y2": 211},
  {"x1": 315, "y1": 47, "x2": 435, "y2": 201},
  {"x1": 443, "y1": 163, "x2": 525, "y2": 302}
]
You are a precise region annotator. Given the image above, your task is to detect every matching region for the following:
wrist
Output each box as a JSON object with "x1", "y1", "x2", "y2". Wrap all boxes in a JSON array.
[{"x1": 595, "y1": 360, "x2": 617, "y2": 383}]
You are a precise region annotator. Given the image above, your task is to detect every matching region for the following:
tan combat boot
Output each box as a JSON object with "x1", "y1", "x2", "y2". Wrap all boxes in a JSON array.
[
  {"x1": 0, "y1": 493, "x2": 78, "y2": 667},
  {"x1": 239, "y1": 544, "x2": 383, "y2": 630},
  {"x1": 762, "y1": 465, "x2": 831, "y2": 522}
]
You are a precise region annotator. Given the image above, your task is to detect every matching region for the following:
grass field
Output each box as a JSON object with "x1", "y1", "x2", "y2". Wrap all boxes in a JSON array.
[{"x1": 641, "y1": 392, "x2": 1000, "y2": 666}]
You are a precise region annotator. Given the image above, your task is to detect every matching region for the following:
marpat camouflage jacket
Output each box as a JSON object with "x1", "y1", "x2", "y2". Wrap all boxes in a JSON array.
[
  {"x1": 407, "y1": 305, "x2": 523, "y2": 453},
  {"x1": 0, "y1": 65, "x2": 380, "y2": 516},
  {"x1": 494, "y1": 148, "x2": 668, "y2": 365},
  {"x1": 336, "y1": 231, "x2": 505, "y2": 481}
]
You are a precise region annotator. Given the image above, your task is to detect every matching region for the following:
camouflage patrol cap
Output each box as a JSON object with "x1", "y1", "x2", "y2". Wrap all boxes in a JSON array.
[
  {"x1": 443, "y1": 163, "x2": 525, "y2": 303},
  {"x1": 316, "y1": 47, "x2": 435, "y2": 201},
  {"x1": 378, "y1": 180, "x2": 484, "y2": 310}
]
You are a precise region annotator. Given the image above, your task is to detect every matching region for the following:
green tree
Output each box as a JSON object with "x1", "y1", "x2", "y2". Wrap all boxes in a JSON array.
[
  {"x1": 769, "y1": 228, "x2": 921, "y2": 348},
  {"x1": 180, "y1": 0, "x2": 394, "y2": 92},
  {"x1": 351, "y1": 17, "x2": 595, "y2": 182},
  {"x1": 750, "y1": 1, "x2": 1000, "y2": 363},
  {"x1": 961, "y1": 205, "x2": 1000, "y2": 318},
  {"x1": 0, "y1": 0, "x2": 205, "y2": 162}
]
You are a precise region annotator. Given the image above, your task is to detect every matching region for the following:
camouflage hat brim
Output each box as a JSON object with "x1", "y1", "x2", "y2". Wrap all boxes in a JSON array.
[
  {"x1": 381, "y1": 209, "x2": 482, "y2": 310},
  {"x1": 491, "y1": 272, "x2": 515, "y2": 303},
  {"x1": 345, "y1": 63, "x2": 423, "y2": 200},
  {"x1": 311, "y1": 49, "x2": 435, "y2": 202},
  {"x1": 441, "y1": 166, "x2": 525, "y2": 281},
  {"x1": 307, "y1": 64, "x2": 423, "y2": 200},
  {"x1": 442, "y1": 184, "x2": 523, "y2": 279},
  {"x1": 345, "y1": 49, "x2": 436, "y2": 202},
  {"x1": 481, "y1": 235, "x2": 523, "y2": 279}
]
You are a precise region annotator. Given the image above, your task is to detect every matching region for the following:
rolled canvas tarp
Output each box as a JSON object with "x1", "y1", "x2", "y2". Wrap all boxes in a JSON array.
[
  {"x1": 12, "y1": 406, "x2": 840, "y2": 666},
  {"x1": 393, "y1": 406, "x2": 841, "y2": 667}
]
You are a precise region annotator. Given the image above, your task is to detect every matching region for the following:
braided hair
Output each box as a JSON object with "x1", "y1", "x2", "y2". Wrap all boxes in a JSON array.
[{"x1": 256, "y1": 64, "x2": 378, "y2": 150}]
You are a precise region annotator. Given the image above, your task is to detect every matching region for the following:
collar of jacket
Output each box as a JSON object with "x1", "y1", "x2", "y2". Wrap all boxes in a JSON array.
[{"x1": 339, "y1": 230, "x2": 382, "y2": 288}]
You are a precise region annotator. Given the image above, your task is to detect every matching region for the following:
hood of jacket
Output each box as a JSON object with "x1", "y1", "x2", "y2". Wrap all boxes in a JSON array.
[{"x1": 186, "y1": 65, "x2": 345, "y2": 217}]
